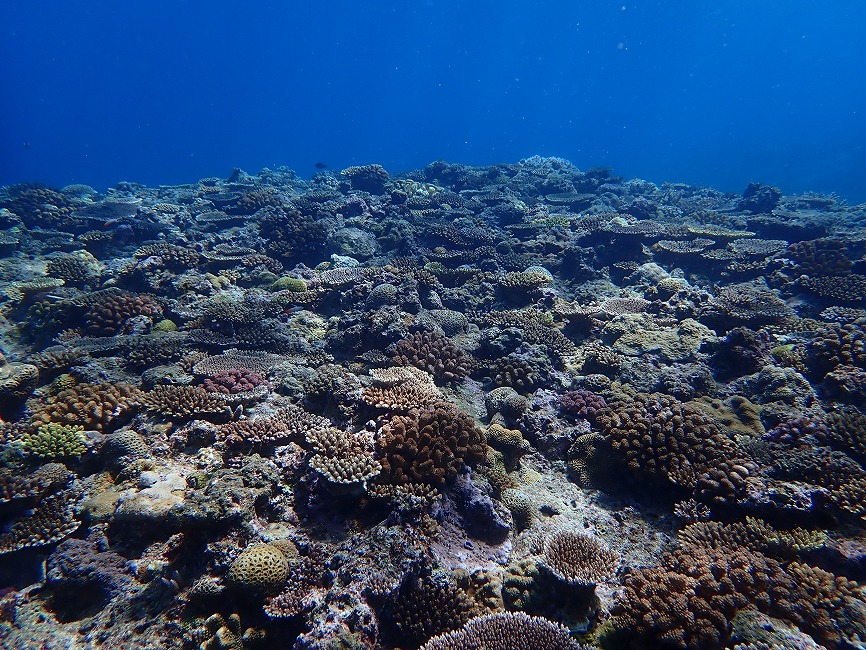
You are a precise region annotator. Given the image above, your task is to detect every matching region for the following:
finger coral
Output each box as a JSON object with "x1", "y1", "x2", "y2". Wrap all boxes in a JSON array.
[
  {"x1": 596, "y1": 392, "x2": 739, "y2": 489},
  {"x1": 393, "y1": 329, "x2": 471, "y2": 382},
  {"x1": 376, "y1": 400, "x2": 487, "y2": 485},
  {"x1": 29, "y1": 382, "x2": 142, "y2": 433}
]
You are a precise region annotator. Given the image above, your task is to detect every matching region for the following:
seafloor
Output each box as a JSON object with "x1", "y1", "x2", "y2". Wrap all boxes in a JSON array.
[{"x1": 0, "y1": 157, "x2": 864, "y2": 650}]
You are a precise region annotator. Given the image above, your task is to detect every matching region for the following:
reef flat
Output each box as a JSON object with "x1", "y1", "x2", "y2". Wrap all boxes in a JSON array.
[{"x1": 0, "y1": 157, "x2": 865, "y2": 649}]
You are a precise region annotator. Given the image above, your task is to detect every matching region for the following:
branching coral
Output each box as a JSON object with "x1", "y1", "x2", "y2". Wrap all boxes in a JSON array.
[{"x1": 419, "y1": 611, "x2": 586, "y2": 650}]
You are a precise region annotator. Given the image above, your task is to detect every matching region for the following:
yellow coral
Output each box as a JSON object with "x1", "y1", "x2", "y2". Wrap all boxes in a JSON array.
[{"x1": 22, "y1": 423, "x2": 87, "y2": 458}]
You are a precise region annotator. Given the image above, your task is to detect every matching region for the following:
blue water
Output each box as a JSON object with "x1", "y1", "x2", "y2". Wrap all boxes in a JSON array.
[{"x1": 2, "y1": 1, "x2": 865, "y2": 201}]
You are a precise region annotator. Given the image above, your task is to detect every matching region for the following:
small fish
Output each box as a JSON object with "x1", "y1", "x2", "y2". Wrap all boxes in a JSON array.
[
  {"x1": 23, "y1": 140, "x2": 30, "y2": 149},
  {"x1": 314, "y1": 162, "x2": 328, "y2": 169}
]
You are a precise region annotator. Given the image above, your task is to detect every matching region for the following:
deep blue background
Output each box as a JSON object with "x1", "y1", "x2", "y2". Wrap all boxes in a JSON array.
[{"x1": 2, "y1": 1, "x2": 865, "y2": 200}]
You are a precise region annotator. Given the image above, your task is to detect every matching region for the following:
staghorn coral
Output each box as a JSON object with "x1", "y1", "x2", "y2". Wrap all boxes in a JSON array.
[
  {"x1": 419, "y1": 611, "x2": 585, "y2": 650},
  {"x1": 134, "y1": 241, "x2": 201, "y2": 268},
  {"x1": 678, "y1": 517, "x2": 826, "y2": 559},
  {"x1": 215, "y1": 418, "x2": 293, "y2": 450},
  {"x1": 394, "y1": 329, "x2": 471, "y2": 382},
  {"x1": 774, "y1": 562, "x2": 866, "y2": 647},
  {"x1": 376, "y1": 400, "x2": 487, "y2": 485},
  {"x1": 227, "y1": 543, "x2": 290, "y2": 595},
  {"x1": 362, "y1": 366, "x2": 443, "y2": 410},
  {"x1": 800, "y1": 274, "x2": 866, "y2": 304},
  {"x1": 193, "y1": 351, "x2": 287, "y2": 376},
  {"x1": 30, "y1": 382, "x2": 142, "y2": 433},
  {"x1": 0, "y1": 463, "x2": 72, "y2": 504},
  {"x1": 611, "y1": 545, "x2": 780, "y2": 650},
  {"x1": 0, "y1": 358, "x2": 39, "y2": 408},
  {"x1": 596, "y1": 393, "x2": 739, "y2": 489},
  {"x1": 705, "y1": 282, "x2": 794, "y2": 329},
  {"x1": 539, "y1": 529, "x2": 618, "y2": 587},
  {"x1": 821, "y1": 407, "x2": 866, "y2": 462},
  {"x1": 728, "y1": 237, "x2": 787, "y2": 257},
  {"x1": 4, "y1": 277, "x2": 66, "y2": 302}
]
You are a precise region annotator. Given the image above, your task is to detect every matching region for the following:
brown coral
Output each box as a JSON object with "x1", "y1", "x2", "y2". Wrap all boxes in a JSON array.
[
  {"x1": 596, "y1": 393, "x2": 739, "y2": 489},
  {"x1": 0, "y1": 489, "x2": 80, "y2": 555},
  {"x1": 133, "y1": 242, "x2": 201, "y2": 268},
  {"x1": 29, "y1": 382, "x2": 142, "y2": 433},
  {"x1": 376, "y1": 401, "x2": 487, "y2": 485},
  {"x1": 394, "y1": 329, "x2": 471, "y2": 382},
  {"x1": 387, "y1": 569, "x2": 477, "y2": 649},
  {"x1": 83, "y1": 292, "x2": 163, "y2": 336}
]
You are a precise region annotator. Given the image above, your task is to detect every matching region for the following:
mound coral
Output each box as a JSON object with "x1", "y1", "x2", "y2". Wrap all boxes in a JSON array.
[
  {"x1": 376, "y1": 400, "x2": 487, "y2": 484},
  {"x1": 596, "y1": 392, "x2": 739, "y2": 489},
  {"x1": 227, "y1": 543, "x2": 290, "y2": 594},
  {"x1": 393, "y1": 329, "x2": 471, "y2": 382}
]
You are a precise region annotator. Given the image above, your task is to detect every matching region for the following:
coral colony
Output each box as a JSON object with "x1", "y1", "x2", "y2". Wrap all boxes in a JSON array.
[{"x1": 0, "y1": 157, "x2": 865, "y2": 649}]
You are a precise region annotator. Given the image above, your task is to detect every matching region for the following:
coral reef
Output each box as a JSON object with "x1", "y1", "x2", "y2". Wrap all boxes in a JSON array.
[{"x1": 1, "y1": 158, "x2": 865, "y2": 649}]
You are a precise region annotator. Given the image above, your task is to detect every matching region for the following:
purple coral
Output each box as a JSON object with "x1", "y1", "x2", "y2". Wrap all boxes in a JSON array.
[
  {"x1": 764, "y1": 414, "x2": 829, "y2": 447},
  {"x1": 558, "y1": 390, "x2": 607, "y2": 423},
  {"x1": 203, "y1": 368, "x2": 269, "y2": 395}
]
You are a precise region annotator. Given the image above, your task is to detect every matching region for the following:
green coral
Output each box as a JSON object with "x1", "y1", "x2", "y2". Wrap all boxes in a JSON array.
[
  {"x1": 270, "y1": 276, "x2": 308, "y2": 292},
  {"x1": 22, "y1": 423, "x2": 87, "y2": 458},
  {"x1": 152, "y1": 318, "x2": 178, "y2": 332}
]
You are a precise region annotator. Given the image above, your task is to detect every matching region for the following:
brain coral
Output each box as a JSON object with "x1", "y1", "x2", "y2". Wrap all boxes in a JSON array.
[{"x1": 227, "y1": 543, "x2": 290, "y2": 594}]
